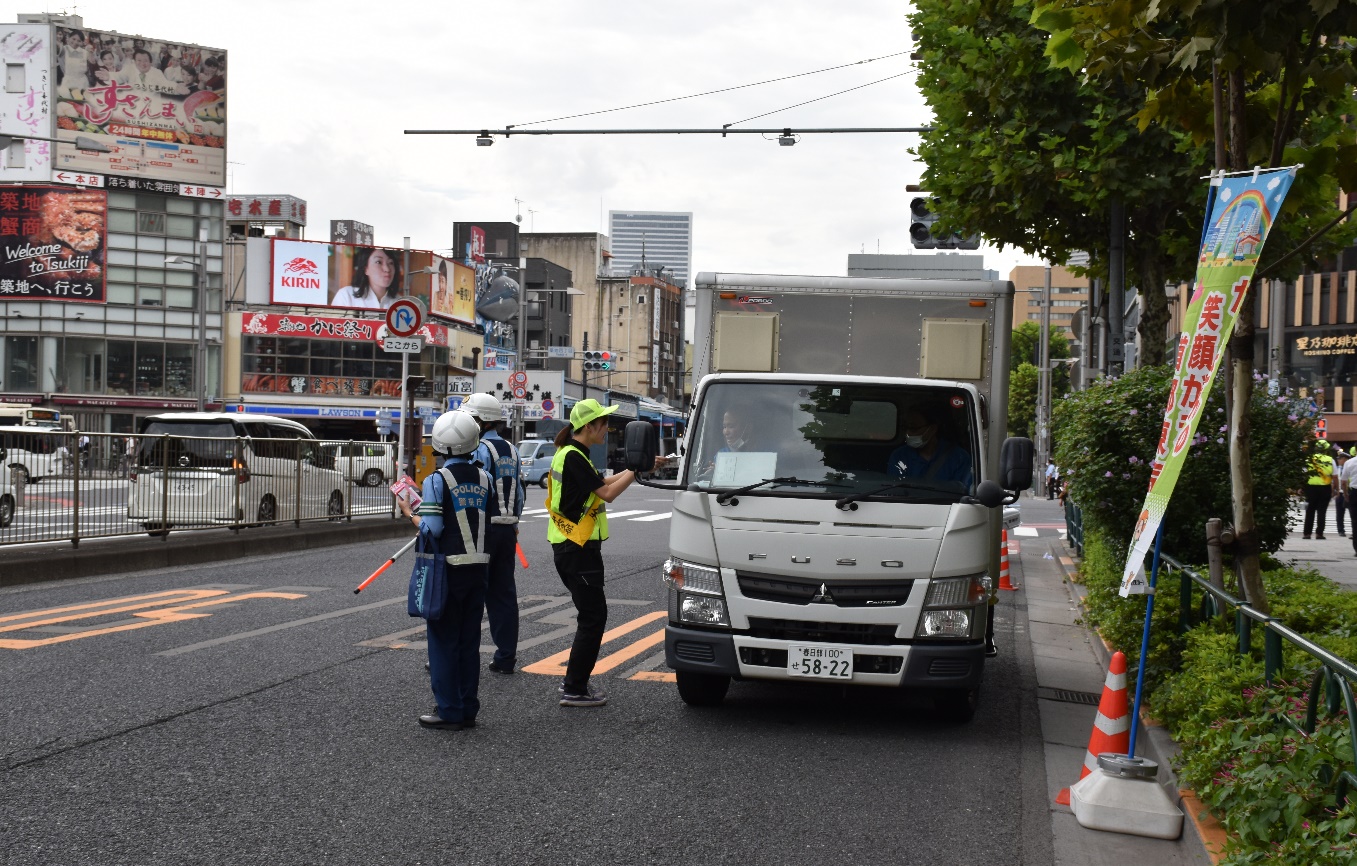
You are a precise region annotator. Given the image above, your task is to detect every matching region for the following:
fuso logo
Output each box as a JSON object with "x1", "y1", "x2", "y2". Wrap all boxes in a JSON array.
[{"x1": 283, "y1": 258, "x2": 318, "y2": 275}]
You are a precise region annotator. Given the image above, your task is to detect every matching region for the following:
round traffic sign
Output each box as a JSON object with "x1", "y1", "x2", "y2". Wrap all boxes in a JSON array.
[
  {"x1": 541, "y1": 399, "x2": 554, "y2": 412},
  {"x1": 512, "y1": 386, "x2": 527, "y2": 399},
  {"x1": 510, "y1": 371, "x2": 528, "y2": 386},
  {"x1": 386, "y1": 299, "x2": 423, "y2": 337}
]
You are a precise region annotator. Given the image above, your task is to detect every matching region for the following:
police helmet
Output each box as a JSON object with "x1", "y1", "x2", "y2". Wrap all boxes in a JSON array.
[
  {"x1": 463, "y1": 392, "x2": 504, "y2": 423},
  {"x1": 431, "y1": 410, "x2": 482, "y2": 457},
  {"x1": 1317, "y1": 438, "x2": 1332, "y2": 451}
]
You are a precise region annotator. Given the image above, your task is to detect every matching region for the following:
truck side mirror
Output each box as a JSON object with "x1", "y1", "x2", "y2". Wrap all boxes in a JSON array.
[
  {"x1": 623, "y1": 420, "x2": 658, "y2": 472},
  {"x1": 974, "y1": 480, "x2": 1005, "y2": 508},
  {"x1": 999, "y1": 437, "x2": 1034, "y2": 491}
]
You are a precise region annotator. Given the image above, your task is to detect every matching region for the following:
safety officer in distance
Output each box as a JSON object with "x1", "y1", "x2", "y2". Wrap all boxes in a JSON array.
[
  {"x1": 397, "y1": 410, "x2": 497, "y2": 730},
  {"x1": 462, "y1": 393, "x2": 524, "y2": 674}
]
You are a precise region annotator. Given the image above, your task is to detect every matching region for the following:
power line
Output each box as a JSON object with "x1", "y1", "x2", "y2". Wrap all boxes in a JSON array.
[
  {"x1": 508, "y1": 51, "x2": 911, "y2": 128},
  {"x1": 724, "y1": 70, "x2": 915, "y2": 128}
]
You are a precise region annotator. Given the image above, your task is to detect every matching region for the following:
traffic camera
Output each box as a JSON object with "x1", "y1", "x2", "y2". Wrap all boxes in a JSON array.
[{"x1": 583, "y1": 351, "x2": 613, "y2": 371}]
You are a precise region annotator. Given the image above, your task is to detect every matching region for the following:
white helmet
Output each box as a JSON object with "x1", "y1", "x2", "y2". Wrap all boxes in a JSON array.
[
  {"x1": 463, "y1": 392, "x2": 504, "y2": 423},
  {"x1": 431, "y1": 410, "x2": 482, "y2": 456}
]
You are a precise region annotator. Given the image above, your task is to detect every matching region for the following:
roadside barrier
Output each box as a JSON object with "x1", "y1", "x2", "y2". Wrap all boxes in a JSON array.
[
  {"x1": 1169, "y1": 552, "x2": 1357, "y2": 804},
  {"x1": 1056, "y1": 650, "x2": 1130, "y2": 806}
]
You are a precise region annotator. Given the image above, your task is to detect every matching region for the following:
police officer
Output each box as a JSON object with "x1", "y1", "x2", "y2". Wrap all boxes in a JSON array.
[
  {"x1": 464, "y1": 392, "x2": 524, "y2": 674},
  {"x1": 547, "y1": 398, "x2": 669, "y2": 707},
  {"x1": 397, "y1": 410, "x2": 497, "y2": 730},
  {"x1": 1303, "y1": 438, "x2": 1336, "y2": 540}
]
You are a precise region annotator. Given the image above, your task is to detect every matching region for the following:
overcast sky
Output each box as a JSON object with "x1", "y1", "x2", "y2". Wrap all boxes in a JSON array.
[{"x1": 55, "y1": 0, "x2": 1044, "y2": 281}]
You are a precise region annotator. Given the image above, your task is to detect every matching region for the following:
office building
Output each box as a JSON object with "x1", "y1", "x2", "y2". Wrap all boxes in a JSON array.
[{"x1": 608, "y1": 211, "x2": 692, "y2": 289}]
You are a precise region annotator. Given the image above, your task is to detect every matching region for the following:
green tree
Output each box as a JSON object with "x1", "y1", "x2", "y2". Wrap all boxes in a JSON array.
[
  {"x1": 1008, "y1": 362, "x2": 1039, "y2": 437},
  {"x1": 1031, "y1": 0, "x2": 1357, "y2": 613},
  {"x1": 906, "y1": 0, "x2": 1209, "y2": 365},
  {"x1": 1010, "y1": 320, "x2": 1070, "y2": 367}
]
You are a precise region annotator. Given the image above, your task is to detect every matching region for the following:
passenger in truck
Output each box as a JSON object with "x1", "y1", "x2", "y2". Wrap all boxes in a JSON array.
[{"x1": 885, "y1": 404, "x2": 972, "y2": 489}]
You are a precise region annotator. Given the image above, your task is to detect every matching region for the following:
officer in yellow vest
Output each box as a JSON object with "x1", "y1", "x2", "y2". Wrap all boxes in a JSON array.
[
  {"x1": 1304, "y1": 438, "x2": 1336, "y2": 540},
  {"x1": 546, "y1": 398, "x2": 669, "y2": 707}
]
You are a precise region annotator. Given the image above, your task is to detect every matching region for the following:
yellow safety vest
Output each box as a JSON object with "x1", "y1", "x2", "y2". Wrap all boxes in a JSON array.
[
  {"x1": 546, "y1": 443, "x2": 608, "y2": 545},
  {"x1": 1308, "y1": 453, "x2": 1335, "y2": 486}
]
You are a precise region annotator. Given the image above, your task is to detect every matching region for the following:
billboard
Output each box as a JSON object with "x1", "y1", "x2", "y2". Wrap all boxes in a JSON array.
[
  {"x1": 269, "y1": 237, "x2": 435, "y2": 312},
  {"x1": 0, "y1": 185, "x2": 106, "y2": 302},
  {"x1": 228, "y1": 195, "x2": 307, "y2": 226},
  {"x1": 0, "y1": 25, "x2": 54, "y2": 182},
  {"x1": 330, "y1": 219, "x2": 373, "y2": 246},
  {"x1": 431, "y1": 256, "x2": 477, "y2": 327},
  {"x1": 51, "y1": 25, "x2": 226, "y2": 186}
]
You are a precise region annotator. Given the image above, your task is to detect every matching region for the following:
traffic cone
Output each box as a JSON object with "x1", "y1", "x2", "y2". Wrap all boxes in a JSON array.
[
  {"x1": 1056, "y1": 651, "x2": 1130, "y2": 806},
  {"x1": 998, "y1": 528, "x2": 1019, "y2": 590}
]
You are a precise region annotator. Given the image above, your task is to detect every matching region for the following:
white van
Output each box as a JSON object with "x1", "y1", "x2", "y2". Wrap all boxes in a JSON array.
[
  {"x1": 128, "y1": 413, "x2": 347, "y2": 534},
  {"x1": 324, "y1": 441, "x2": 395, "y2": 487},
  {"x1": 0, "y1": 426, "x2": 63, "y2": 483}
]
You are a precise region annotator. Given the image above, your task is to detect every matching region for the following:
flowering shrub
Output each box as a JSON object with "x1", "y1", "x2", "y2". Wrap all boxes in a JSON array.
[{"x1": 1052, "y1": 365, "x2": 1312, "y2": 560}]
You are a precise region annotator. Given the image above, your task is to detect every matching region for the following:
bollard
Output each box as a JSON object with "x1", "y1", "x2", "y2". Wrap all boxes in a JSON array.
[{"x1": 13, "y1": 466, "x2": 24, "y2": 510}]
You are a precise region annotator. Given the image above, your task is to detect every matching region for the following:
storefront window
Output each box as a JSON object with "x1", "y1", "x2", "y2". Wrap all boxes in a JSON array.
[
  {"x1": 135, "y1": 343, "x2": 165, "y2": 396},
  {"x1": 165, "y1": 344, "x2": 194, "y2": 398},
  {"x1": 107, "y1": 341, "x2": 134, "y2": 395},
  {"x1": 61, "y1": 337, "x2": 105, "y2": 394},
  {"x1": 4, "y1": 336, "x2": 40, "y2": 392}
]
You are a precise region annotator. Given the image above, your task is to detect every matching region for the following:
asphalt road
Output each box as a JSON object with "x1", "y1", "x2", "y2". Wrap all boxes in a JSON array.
[{"x1": 0, "y1": 484, "x2": 1053, "y2": 866}]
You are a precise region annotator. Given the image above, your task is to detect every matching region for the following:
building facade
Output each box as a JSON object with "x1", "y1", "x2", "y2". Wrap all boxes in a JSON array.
[
  {"x1": 608, "y1": 211, "x2": 693, "y2": 289},
  {"x1": 1009, "y1": 265, "x2": 1091, "y2": 342}
]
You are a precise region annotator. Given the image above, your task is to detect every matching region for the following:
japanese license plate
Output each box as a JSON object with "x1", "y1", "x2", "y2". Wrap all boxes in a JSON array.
[
  {"x1": 787, "y1": 644, "x2": 853, "y2": 679},
  {"x1": 173, "y1": 481, "x2": 198, "y2": 493}
]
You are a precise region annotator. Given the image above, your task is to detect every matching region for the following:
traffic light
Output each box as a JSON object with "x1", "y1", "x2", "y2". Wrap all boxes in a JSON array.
[
  {"x1": 909, "y1": 196, "x2": 981, "y2": 250},
  {"x1": 583, "y1": 351, "x2": 613, "y2": 371}
]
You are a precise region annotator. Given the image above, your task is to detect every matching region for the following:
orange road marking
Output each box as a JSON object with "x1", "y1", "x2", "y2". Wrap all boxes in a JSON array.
[
  {"x1": 0, "y1": 589, "x2": 226, "y2": 629},
  {"x1": 591, "y1": 629, "x2": 666, "y2": 675},
  {"x1": 0, "y1": 591, "x2": 306, "y2": 650},
  {"x1": 522, "y1": 610, "x2": 666, "y2": 676},
  {"x1": 629, "y1": 670, "x2": 677, "y2": 683}
]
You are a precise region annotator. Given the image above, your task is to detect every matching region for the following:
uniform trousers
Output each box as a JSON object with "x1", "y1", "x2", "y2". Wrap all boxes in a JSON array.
[
  {"x1": 553, "y1": 539, "x2": 607, "y2": 694},
  {"x1": 1304, "y1": 485, "x2": 1333, "y2": 538},
  {"x1": 426, "y1": 565, "x2": 488, "y2": 724},
  {"x1": 484, "y1": 524, "x2": 520, "y2": 666}
]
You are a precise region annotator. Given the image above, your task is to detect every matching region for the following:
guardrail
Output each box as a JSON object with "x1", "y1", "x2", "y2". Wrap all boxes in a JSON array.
[
  {"x1": 1, "y1": 430, "x2": 401, "y2": 548},
  {"x1": 1167, "y1": 551, "x2": 1357, "y2": 803},
  {"x1": 1063, "y1": 498, "x2": 1084, "y2": 557}
]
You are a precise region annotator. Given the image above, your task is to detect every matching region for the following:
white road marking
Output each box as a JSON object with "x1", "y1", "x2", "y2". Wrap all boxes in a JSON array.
[
  {"x1": 601, "y1": 510, "x2": 652, "y2": 519},
  {"x1": 1013, "y1": 527, "x2": 1039, "y2": 537},
  {"x1": 629, "y1": 512, "x2": 673, "y2": 522}
]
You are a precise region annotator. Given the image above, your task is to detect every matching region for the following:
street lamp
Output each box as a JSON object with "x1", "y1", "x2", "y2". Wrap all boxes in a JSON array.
[
  {"x1": 0, "y1": 132, "x2": 112, "y2": 155},
  {"x1": 165, "y1": 238, "x2": 210, "y2": 412}
]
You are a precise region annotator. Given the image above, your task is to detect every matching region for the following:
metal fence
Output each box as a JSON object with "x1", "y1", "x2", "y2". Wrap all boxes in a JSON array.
[
  {"x1": 1168, "y1": 552, "x2": 1357, "y2": 803},
  {"x1": 1063, "y1": 498, "x2": 1084, "y2": 556},
  {"x1": 0, "y1": 430, "x2": 401, "y2": 548}
]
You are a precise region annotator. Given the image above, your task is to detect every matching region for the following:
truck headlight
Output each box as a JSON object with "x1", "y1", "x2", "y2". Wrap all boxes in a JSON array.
[
  {"x1": 680, "y1": 594, "x2": 730, "y2": 626},
  {"x1": 662, "y1": 558, "x2": 723, "y2": 596},
  {"x1": 915, "y1": 574, "x2": 987, "y2": 639}
]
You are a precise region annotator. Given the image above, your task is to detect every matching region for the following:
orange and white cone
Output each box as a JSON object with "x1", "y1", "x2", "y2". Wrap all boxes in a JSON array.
[
  {"x1": 1055, "y1": 651, "x2": 1130, "y2": 806},
  {"x1": 998, "y1": 528, "x2": 1019, "y2": 590}
]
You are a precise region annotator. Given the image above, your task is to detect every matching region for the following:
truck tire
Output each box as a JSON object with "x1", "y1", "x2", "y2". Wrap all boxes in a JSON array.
[
  {"x1": 0, "y1": 493, "x2": 13, "y2": 528},
  {"x1": 933, "y1": 686, "x2": 979, "y2": 723},
  {"x1": 676, "y1": 670, "x2": 730, "y2": 707},
  {"x1": 362, "y1": 468, "x2": 383, "y2": 487}
]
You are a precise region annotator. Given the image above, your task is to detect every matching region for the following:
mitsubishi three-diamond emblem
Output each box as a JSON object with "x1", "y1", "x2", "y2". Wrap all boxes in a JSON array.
[{"x1": 810, "y1": 582, "x2": 833, "y2": 603}]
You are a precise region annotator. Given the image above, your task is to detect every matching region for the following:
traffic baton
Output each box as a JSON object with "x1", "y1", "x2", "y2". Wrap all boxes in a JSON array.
[
  {"x1": 516, "y1": 543, "x2": 529, "y2": 569},
  {"x1": 354, "y1": 535, "x2": 418, "y2": 594}
]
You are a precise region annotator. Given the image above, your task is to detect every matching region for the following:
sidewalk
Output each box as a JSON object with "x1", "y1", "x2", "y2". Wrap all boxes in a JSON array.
[
  {"x1": 1275, "y1": 498, "x2": 1357, "y2": 590},
  {"x1": 1009, "y1": 495, "x2": 1211, "y2": 865}
]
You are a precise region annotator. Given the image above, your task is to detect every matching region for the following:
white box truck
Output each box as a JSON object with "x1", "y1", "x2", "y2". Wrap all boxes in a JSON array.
[{"x1": 626, "y1": 272, "x2": 1033, "y2": 720}]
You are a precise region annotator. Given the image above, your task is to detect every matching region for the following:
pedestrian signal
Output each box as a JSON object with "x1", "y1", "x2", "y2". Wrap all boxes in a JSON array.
[{"x1": 583, "y1": 351, "x2": 613, "y2": 371}]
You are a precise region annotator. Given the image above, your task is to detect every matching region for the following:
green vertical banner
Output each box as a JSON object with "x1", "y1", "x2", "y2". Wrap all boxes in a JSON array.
[{"x1": 1120, "y1": 167, "x2": 1299, "y2": 596}]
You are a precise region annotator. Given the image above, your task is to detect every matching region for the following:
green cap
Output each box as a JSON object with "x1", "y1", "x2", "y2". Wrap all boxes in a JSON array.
[{"x1": 570, "y1": 398, "x2": 618, "y2": 430}]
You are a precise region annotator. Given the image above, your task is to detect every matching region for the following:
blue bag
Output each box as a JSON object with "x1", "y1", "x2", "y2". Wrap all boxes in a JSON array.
[{"x1": 407, "y1": 526, "x2": 447, "y2": 620}]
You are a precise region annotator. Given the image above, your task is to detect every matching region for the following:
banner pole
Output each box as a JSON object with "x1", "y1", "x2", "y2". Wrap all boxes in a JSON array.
[{"x1": 1127, "y1": 521, "x2": 1166, "y2": 759}]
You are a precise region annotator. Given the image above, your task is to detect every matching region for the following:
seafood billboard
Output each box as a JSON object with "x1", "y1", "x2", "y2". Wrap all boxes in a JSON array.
[
  {"x1": 0, "y1": 186, "x2": 106, "y2": 303},
  {"x1": 50, "y1": 25, "x2": 225, "y2": 186}
]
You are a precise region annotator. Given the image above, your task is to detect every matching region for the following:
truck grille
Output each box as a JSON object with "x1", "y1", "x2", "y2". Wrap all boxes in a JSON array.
[
  {"x1": 673, "y1": 641, "x2": 716, "y2": 663},
  {"x1": 736, "y1": 572, "x2": 915, "y2": 607},
  {"x1": 746, "y1": 617, "x2": 901, "y2": 646}
]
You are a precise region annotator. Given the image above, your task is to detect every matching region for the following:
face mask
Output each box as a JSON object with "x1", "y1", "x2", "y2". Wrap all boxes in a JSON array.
[{"x1": 905, "y1": 434, "x2": 926, "y2": 449}]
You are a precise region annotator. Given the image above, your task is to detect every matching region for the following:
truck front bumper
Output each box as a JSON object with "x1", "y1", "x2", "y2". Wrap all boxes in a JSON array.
[{"x1": 664, "y1": 623, "x2": 985, "y2": 688}]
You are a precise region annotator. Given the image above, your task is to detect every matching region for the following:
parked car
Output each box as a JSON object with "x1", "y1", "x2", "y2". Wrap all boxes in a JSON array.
[
  {"x1": 325, "y1": 441, "x2": 395, "y2": 487},
  {"x1": 0, "y1": 426, "x2": 62, "y2": 483},
  {"x1": 517, "y1": 438, "x2": 557, "y2": 488},
  {"x1": 128, "y1": 413, "x2": 347, "y2": 535}
]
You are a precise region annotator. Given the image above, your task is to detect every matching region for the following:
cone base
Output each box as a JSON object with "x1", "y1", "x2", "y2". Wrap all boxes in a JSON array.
[{"x1": 1069, "y1": 771, "x2": 1183, "y2": 840}]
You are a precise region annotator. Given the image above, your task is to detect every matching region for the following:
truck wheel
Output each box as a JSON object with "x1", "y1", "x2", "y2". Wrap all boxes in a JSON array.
[
  {"x1": 676, "y1": 670, "x2": 730, "y2": 707},
  {"x1": 362, "y1": 469, "x2": 383, "y2": 487},
  {"x1": 257, "y1": 494, "x2": 277, "y2": 525},
  {"x1": 143, "y1": 522, "x2": 169, "y2": 537},
  {"x1": 933, "y1": 687, "x2": 979, "y2": 723},
  {"x1": 0, "y1": 493, "x2": 13, "y2": 528},
  {"x1": 327, "y1": 490, "x2": 344, "y2": 520}
]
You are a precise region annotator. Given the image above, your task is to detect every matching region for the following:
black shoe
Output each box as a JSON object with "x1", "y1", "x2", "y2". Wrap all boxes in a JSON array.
[
  {"x1": 488, "y1": 661, "x2": 516, "y2": 675},
  {"x1": 1304, "y1": 534, "x2": 1312, "y2": 540},
  {"x1": 418, "y1": 713, "x2": 463, "y2": 730},
  {"x1": 1318, "y1": 534, "x2": 1327, "y2": 540}
]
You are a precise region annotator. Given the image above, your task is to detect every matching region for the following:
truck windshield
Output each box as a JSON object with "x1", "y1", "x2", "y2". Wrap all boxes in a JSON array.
[{"x1": 686, "y1": 382, "x2": 978, "y2": 501}]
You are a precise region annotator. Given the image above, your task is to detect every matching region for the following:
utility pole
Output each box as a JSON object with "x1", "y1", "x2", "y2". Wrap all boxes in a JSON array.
[
  {"x1": 1038, "y1": 265, "x2": 1052, "y2": 496},
  {"x1": 1109, "y1": 200, "x2": 1126, "y2": 374}
]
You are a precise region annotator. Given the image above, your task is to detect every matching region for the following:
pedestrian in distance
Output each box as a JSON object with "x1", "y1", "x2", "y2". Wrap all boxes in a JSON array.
[
  {"x1": 1343, "y1": 447, "x2": 1357, "y2": 557},
  {"x1": 1045, "y1": 459, "x2": 1058, "y2": 500},
  {"x1": 1303, "y1": 438, "x2": 1336, "y2": 540},
  {"x1": 546, "y1": 399, "x2": 670, "y2": 707},
  {"x1": 397, "y1": 410, "x2": 497, "y2": 731},
  {"x1": 1335, "y1": 449, "x2": 1350, "y2": 537},
  {"x1": 462, "y1": 393, "x2": 524, "y2": 675}
]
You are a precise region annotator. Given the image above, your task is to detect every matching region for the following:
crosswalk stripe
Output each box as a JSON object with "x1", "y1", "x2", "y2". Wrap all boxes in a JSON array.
[
  {"x1": 600, "y1": 510, "x2": 651, "y2": 519},
  {"x1": 522, "y1": 508, "x2": 548, "y2": 515},
  {"x1": 522, "y1": 610, "x2": 666, "y2": 675},
  {"x1": 629, "y1": 512, "x2": 672, "y2": 522}
]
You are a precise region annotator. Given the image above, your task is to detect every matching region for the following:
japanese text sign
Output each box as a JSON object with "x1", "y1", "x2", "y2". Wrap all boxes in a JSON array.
[{"x1": 0, "y1": 185, "x2": 106, "y2": 302}]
